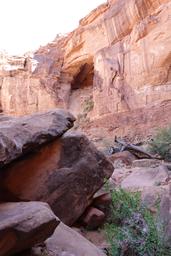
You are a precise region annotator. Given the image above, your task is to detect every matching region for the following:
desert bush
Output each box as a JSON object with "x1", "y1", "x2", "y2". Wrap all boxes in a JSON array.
[
  {"x1": 149, "y1": 126, "x2": 171, "y2": 161},
  {"x1": 104, "y1": 188, "x2": 170, "y2": 256}
]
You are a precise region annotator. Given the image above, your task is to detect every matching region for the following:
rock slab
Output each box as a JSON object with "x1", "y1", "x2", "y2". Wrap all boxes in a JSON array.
[
  {"x1": 45, "y1": 222, "x2": 106, "y2": 256},
  {"x1": 121, "y1": 166, "x2": 169, "y2": 189},
  {"x1": 0, "y1": 202, "x2": 59, "y2": 256},
  {"x1": 0, "y1": 109, "x2": 75, "y2": 167}
]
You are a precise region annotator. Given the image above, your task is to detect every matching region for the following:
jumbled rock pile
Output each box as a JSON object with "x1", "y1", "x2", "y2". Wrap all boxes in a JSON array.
[{"x1": 0, "y1": 109, "x2": 113, "y2": 256}]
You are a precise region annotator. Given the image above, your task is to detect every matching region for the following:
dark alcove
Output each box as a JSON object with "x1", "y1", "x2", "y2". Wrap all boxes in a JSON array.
[{"x1": 71, "y1": 63, "x2": 94, "y2": 90}]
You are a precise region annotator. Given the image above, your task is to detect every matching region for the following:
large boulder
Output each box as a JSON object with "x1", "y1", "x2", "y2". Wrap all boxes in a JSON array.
[
  {"x1": 0, "y1": 202, "x2": 59, "y2": 256},
  {"x1": 0, "y1": 109, "x2": 75, "y2": 167},
  {"x1": 0, "y1": 131, "x2": 113, "y2": 225}
]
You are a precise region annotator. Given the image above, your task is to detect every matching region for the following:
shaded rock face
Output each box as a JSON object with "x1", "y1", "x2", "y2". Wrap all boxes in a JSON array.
[
  {"x1": 0, "y1": 0, "x2": 171, "y2": 140},
  {"x1": 80, "y1": 207, "x2": 106, "y2": 229},
  {"x1": 0, "y1": 202, "x2": 59, "y2": 256},
  {"x1": 0, "y1": 131, "x2": 113, "y2": 225}
]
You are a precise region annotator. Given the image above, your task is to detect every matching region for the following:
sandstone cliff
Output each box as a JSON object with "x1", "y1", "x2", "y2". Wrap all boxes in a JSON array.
[{"x1": 0, "y1": 0, "x2": 171, "y2": 140}]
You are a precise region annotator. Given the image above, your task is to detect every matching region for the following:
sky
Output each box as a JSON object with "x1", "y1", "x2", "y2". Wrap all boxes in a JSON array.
[{"x1": 0, "y1": 0, "x2": 105, "y2": 55}]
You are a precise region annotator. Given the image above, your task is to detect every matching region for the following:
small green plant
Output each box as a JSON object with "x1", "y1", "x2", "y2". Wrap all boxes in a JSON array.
[
  {"x1": 104, "y1": 188, "x2": 171, "y2": 256},
  {"x1": 74, "y1": 97, "x2": 93, "y2": 128},
  {"x1": 74, "y1": 113, "x2": 90, "y2": 129},
  {"x1": 77, "y1": 113, "x2": 87, "y2": 122},
  {"x1": 76, "y1": 113, "x2": 90, "y2": 124},
  {"x1": 149, "y1": 125, "x2": 171, "y2": 161},
  {"x1": 40, "y1": 251, "x2": 49, "y2": 256},
  {"x1": 82, "y1": 97, "x2": 94, "y2": 114}
]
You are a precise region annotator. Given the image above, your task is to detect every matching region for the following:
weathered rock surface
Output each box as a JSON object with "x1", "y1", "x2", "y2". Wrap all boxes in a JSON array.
[
  {"x1": 44, "y1": 222, "x2": 106, "y2": 256},
  {"x1": 121, "y1": 165, "x2": 169, "y2": 189},
  {"x1": 0, "y1": 109, "x2": 75, "y2": 167},
  {"x1": 0, "y1": 131, "x2": 113, "y2": 225},
  {"x1": 74, "y1": 228, "x2": 109, "y2": 253},
  {"x1": 141, "y1": 186, "x2": 169, "y2": 209},
  {"x1": 0, "y1": 201, "x2": 59, "y2": 256},
  {"x1": 0, "y1": 0, "x2": 171, "y2": 141},
  {"x1": 110, "y1": 167, "x2": 132, "y2": 187}
]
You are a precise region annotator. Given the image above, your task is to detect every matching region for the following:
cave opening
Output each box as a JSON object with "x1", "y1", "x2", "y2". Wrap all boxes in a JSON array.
[
  {"x1": 68, "y1": 62, "x2": 94, "y2": 116},
  {"x1": 71, "y1": 62, "x2": 94, "y2": 90}
]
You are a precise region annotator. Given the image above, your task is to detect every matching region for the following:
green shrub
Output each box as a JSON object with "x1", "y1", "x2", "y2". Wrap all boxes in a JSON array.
[
  {"x1": 149, "y1": 126, "x2": 171, "y2": 161},
  {"x1": 109, "y1": 189, "x2": 141, "y2": 224},
  {"x1": 104, "y1": 188, "x2": 171, "y2": 256}
]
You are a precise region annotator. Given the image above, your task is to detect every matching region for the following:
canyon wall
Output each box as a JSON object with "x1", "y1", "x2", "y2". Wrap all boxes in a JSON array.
[{"x1": 0, "y1": 0, "x2": 171, "y2": 141}]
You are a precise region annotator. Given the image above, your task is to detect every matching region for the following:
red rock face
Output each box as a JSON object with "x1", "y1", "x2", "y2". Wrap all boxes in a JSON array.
[{"x1": 0, "y1": 0, "x2": 171, "y2": 140}]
